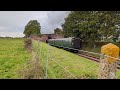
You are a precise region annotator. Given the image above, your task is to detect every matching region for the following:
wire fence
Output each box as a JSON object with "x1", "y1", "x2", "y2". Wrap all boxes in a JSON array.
[
  {"x1": 50, "y1": 58, "x2": 77, "y2": 79},
  {"x1": 48, "y1": 44, "x2": 77, "y2": 79},
  {"x1": 45, "y1": 43, "x2": 49, "y2": 79},
  {"x1": 34, "y1": 40, "x2": 120, "y2": 79},
  {"x1": 48, "y1": 66, "x2": 56, "y2": 78},
  {"x1": 49, "y1": 44, "x2": 120, "y2": 61},
  {"x1": 35, "y1": 41, "x2": 78, "y2": 79}
]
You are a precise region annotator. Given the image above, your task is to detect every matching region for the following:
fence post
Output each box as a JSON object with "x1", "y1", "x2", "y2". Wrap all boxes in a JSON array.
[
  {"x1": 45, "y1": 43, "x2": 49, "y2": 79},
  {"x1": 99, "y1": 43, "x2": 119, "y2": 79}
]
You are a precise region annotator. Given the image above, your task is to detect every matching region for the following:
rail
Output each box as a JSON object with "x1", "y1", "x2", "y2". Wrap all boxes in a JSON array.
[{"x1": 49, "y1": 44, "x2": 120, "y2": 61}]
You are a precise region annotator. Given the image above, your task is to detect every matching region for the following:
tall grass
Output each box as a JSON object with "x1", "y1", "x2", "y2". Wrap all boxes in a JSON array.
[
  {"x1": 0, "y1": 38, "x2": 31, "y2": 79},
  {"x1": 32, "y1": 40, "x2": 100, "y2": 79}
]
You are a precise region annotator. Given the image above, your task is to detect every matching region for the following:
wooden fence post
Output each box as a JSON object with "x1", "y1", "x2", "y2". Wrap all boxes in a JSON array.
[{"x1": 99, "y1": 43, "x2": 119, "y2": 79}]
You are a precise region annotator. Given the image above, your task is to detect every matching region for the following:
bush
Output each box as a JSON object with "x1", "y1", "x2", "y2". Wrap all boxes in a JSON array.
[
  {"x1": 82, "y1": 41, "x2": 120, "y2": 49},
  {"x1": 24, "y1": 39, "x2": 32, "y2": 52},
  {"x1": 82, "y1": 41, "x2": 120, "y2": 56},
  {"x1": 95, "y1": 41, "x2": 120, "y2": 47},
  {"x1": 18, "y1": 52, "x2": 44, "y2": 79}
]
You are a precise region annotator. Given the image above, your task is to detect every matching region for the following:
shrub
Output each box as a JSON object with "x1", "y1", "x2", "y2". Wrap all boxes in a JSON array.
[
  {"x1": 18, "y1": 52, "x2": 44, "y2": 79},
  {"x1": 24, "y1": 39, "x2": 32, "y2": 52}
]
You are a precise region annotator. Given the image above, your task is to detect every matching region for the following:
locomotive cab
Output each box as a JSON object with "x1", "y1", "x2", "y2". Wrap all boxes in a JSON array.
[{"x1": 72, "y1": 38, "x2": 82, "y2": 49}]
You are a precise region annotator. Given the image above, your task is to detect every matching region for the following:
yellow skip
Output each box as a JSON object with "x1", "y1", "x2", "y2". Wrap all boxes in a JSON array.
[{"x1": 101, "y1": 43, "x2": 119, "y2": 64}]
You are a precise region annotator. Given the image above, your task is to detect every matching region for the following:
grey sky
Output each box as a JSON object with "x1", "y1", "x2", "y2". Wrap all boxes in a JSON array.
[{"x1": 0, "y1": 11, "x2": 70, "y2": 37}]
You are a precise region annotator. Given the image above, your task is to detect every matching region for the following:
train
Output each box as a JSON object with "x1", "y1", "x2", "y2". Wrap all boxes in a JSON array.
[{"x1": 47, "y1": 37, "x2": 82, "y2": 52}]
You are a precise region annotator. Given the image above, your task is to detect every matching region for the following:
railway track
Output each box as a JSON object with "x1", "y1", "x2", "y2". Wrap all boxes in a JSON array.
[
  {"x1": 63, "y1": 48, "x2": 100, "y2": 62},
  {"x1": 77, "y1": 53, "x2": 120, "y2": 69},
  {"x1": 77, "y1": 54, "x2": 100, "y2": 62},
  {"x1": 48, "y1": 44, "x2": 120, "y2": 69}
]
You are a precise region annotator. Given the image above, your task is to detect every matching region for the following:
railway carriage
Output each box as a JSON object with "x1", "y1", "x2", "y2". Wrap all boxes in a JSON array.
[{"x1": 47, "y1": 37, "x2": 82, "y2": 52}]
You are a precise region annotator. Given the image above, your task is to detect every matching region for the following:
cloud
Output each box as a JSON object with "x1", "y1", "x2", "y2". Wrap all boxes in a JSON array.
[
  {"x1": 0, "y1": 11, "x2": 70, "y2": 37},
  {"x1": 0, "y1": 26, "x2": 8, "y2": 31},
  {"x1": 0, "y1": 32, "x2": 24, "y2": 37},
  {"x1": 42, "y1": 11, "x2": 70, "y2": 34}
]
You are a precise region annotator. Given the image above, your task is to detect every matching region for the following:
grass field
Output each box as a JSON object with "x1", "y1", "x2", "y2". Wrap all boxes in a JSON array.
[
  {"x1": 32, "y1": 40, "x2": 120, "y2": 79},
  {"x1": 33, "y1": 40, "x2": 99, "y2": 79},
  {"x1": 0, "y1": 38, "x2": 120, "y2": 79},
  {"x1": 0, "y1": 38, "x2": 31, "y2": 79}
]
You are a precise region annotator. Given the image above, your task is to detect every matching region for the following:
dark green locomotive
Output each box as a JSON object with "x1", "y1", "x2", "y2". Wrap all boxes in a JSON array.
[{"x1": 47, "y1": 37, "x2": 82, "y2": 50}]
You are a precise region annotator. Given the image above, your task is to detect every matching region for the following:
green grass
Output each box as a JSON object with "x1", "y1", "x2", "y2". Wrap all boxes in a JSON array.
[
  {"x1": 33, "y1": 40, "x2": 120, "y2": 79},
  {"x1": 32, "y1": 40, "x2": 98, "y2": 79},
  {"x1": 0, "y1": 38, "x2": 31, "y2": 79},
  {"x1": 2, "y1": 38, "x2": 120, "y2": 79}
]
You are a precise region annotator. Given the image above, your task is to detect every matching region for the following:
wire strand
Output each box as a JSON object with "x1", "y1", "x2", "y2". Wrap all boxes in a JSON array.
[
  {"x1": 48, "y1": 66, "x2": 57, "y2": 79},
  {"x1": 49, "y1": 44, "x2": 120, "y2": 61},
  {"x1": 50, "y1": 58, "x2": 77, "y2": 79}
]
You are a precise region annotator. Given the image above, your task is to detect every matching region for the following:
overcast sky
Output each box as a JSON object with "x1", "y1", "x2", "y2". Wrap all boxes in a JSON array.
[{"x1": 0, "y1": 11, "x2": 70, "y2": 37}]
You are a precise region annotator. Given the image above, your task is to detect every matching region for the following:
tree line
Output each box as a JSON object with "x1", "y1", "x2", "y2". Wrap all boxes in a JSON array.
[
  {"x1": 23, "y1": 11, "x2": 120, "y2": 43},
  {"x1": 23, "y1": 20, "x2": 63, "y2": 37},
  {"x1": 62, "y1": 11, "x2": 120, "y2": 43}
]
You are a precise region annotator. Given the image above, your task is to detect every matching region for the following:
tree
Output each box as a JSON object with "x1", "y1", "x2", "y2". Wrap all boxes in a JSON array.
[
  {"x1": 62, "y1": 11, "x2": 120, "y2": 43},
  {"x1": 112, "y1": 25, "x2": 120, "y2": 42},
  {"x1": 23, "y1": 20, "x2": 41, "y2": 37},
  {"x1": 54, "y1": 28, "x2": 63, "y2": 35},
  {"x1": 96, "y1": 11, "x2": 120, "y2": 41},
  {"x1": 62, "y1": 11, "x2": 101, "y2": 43}
]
